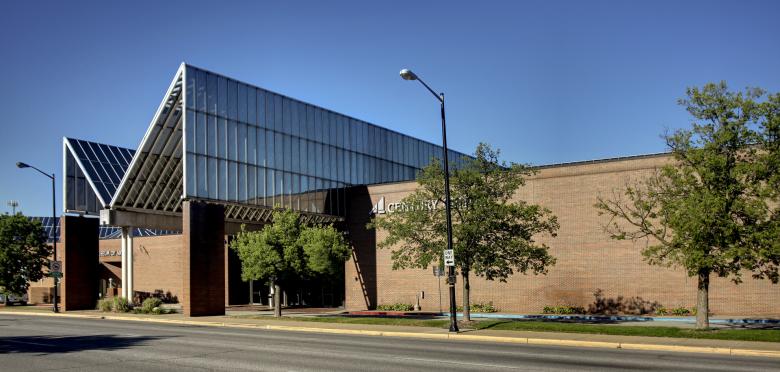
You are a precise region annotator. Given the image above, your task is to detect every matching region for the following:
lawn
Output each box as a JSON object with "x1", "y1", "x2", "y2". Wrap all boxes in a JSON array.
[
  {"x1": 474, "y1": 320, "x2": 780, "y2": 343},
  {"x1": 236, "y1": 315, "x2": 780, "y2": 343}
]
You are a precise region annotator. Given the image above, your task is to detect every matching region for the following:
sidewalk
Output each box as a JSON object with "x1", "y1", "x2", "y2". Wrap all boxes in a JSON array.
[{"x1": 2, "y1": 307, "x2": 779, "y2": 358}]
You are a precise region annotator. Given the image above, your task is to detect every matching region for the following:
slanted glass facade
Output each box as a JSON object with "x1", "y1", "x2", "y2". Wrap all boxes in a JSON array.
[
  {"x1": 64, "y1": 138, "x2": 135, "y2": 215},
  {"x1": 183, "y1": 65, "x2": 467, "y2": 217}
]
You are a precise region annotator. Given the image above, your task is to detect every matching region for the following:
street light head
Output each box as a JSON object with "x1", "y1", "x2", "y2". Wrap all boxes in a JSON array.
[
  {"x1": 399, "y1": 69, "x2": 417, "y2": 81},
  {"x1": 16, "y1": 162, "x2": 30, "y2": 169}
]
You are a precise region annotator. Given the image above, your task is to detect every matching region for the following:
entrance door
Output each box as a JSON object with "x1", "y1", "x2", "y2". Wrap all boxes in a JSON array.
[{"x1": 249, "y1": 280, "x2": 268, "y2": 305}]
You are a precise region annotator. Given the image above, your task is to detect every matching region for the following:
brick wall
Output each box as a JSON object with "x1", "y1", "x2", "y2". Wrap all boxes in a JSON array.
[
  {"x1": 132, "y1": 235, "x2": 183, "y2": 302},
  {"x1": 346, "y1": 154, "x2": 780, "y2": 316}
]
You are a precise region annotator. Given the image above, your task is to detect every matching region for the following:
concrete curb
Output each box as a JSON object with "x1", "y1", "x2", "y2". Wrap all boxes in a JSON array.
[{"x1": 3, "y1": 311, "x2": 779, "y2": 359}]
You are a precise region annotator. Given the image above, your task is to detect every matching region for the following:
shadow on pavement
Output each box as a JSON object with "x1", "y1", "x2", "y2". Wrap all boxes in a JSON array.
[{"x1": 0, "y1": 334, "x2": 170, "y2": 355}]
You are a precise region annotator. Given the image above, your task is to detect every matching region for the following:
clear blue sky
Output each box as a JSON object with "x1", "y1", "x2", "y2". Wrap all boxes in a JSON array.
[{"x1": 1, "y1": 0, "x2": 779, "y2": 216}]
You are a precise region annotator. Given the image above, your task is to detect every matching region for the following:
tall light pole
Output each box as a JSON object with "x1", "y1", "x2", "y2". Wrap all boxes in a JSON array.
[
  {"x1": 399, "y1": 68, "x2": 458, "y2": 332},
  {"x1": 17, "y1": 162, "x2": 59, "y2": 313},
  {"x1": 7, "y1": 200, "x2": 19, "y2": 215}
]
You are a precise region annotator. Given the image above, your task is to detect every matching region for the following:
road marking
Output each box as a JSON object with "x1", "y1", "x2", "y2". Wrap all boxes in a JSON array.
[{"x1": 394, "y1": 355, "x2": 526, "y2": 370}]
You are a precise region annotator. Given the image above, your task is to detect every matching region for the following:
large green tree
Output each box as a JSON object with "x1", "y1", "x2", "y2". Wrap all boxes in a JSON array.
[
  {"x1": 230, "y1": 209, "x2": 351, "y2": 317},
  {"x1": 596, "y1": 82, "x2": 780, "y2": 329},
  {"x1": 0, "y1": 214, "x2": 51, "y2": 295},
  {"x1": 372, "y1": 143, "x2": 559, "y2": 321}
]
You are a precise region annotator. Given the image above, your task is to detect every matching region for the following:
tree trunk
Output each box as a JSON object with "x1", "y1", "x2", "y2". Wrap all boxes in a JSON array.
[
  {"x1": 273, "y1": 281, "x2": 282, "y2": 318},
  {"x1": 695, "y1": 270, "x2": 710, "y2": 330},
  {"x1": 462, "y1": 269, "x2": 471, "y2": 322}
]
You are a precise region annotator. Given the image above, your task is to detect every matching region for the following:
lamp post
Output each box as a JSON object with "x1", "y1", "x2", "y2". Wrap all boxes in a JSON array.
[
  {"x1": 7, "y1": 200, "x2": 19, "y2": 215},
  {"x1": 399, "y1": 68, "x2": 458, "y2": 332},
  {"x1": 17, "y1": 162, "x2": 59, "y2": 313}
]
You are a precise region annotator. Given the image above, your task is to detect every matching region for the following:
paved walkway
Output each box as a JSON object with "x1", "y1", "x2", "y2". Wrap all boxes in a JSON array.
[{"x1": 2, "y1": 307, "x2": 779, "y2": 358}]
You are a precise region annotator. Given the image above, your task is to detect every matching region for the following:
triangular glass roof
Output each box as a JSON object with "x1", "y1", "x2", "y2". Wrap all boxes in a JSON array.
[{"x1": 64, "y1": 137, "x2": 135, "y2": 206}]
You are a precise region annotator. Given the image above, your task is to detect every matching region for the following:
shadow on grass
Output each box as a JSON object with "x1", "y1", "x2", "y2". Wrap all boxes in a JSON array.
[{"x1": 0, "y1": 334, "x2": 170, "y2": 355}]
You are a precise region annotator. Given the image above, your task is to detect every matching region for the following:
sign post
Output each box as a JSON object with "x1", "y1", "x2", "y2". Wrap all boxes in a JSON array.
[
  {"x1": 443, "y1": 249, "x2": 455, "y2": 267},
  {"x1": 50, "y1": 260, "x2": 62, "y2": 278},
  {"x1": 433, "y1": 265, "x2": 445, "y2": 313}
]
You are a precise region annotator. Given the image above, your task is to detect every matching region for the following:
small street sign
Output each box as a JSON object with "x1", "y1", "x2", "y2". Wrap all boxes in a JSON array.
[
  {"x1": 50, "y1": 260, "x2": 62, "y2": 273},
  {"x1": 433, "y1": 266, "x2": 445, "y2": 277},
  {"x1": 443, "y1": 249, "x2": 455, "y2": 267},
  {"x1": 49, "y1": 272, "x2": 63, "y2": 278}
]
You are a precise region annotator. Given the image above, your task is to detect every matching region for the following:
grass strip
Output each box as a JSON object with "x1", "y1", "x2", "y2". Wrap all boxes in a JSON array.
[
  {"x1": 474, "y1": 320, "x2": 780, "y2": 343},
  {"x1": 233, "y1": 315, "x2": 780, "y2": 343}
]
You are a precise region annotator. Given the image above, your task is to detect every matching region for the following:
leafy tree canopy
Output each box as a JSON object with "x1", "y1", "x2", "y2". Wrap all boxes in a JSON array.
[
  {"x1": 596, "y1": 82, "x2": 780, "y2": 328},
  {"x1": 371, "y1": 143, "x2": 558, "y2": 319},
  {"x1": 230, "y1": 209, "x2": 351, "y2": 316},
  {"x1": 0, "y1": 214, "x2": 51, "y2": 294}
]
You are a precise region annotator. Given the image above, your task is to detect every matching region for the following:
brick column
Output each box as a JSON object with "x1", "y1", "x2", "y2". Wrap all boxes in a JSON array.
[
  {"x1": 344, "y1": 186, "x2": 377, "y2": 310},
  {"x1": 182, "y1": 201, "x2": 225, "y2": 316},
  {"x1": 59, "y1": 215, "x2": 99, "y2": 311}
]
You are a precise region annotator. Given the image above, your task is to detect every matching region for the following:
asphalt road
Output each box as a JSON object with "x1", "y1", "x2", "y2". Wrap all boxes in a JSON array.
[{"x1": 1, "y1": 314, "x2": 778, "y2": 371}]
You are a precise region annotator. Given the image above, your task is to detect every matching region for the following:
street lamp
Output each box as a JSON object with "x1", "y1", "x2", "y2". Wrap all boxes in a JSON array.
[
  {"x1": 399, "y1": 68, "x2": 458, "y2": 332},
  {"x1": 17, "y1": 161, "x2": 59, "y2": 313},
  {"x1": 7, "y1": 200, "x2": 19, "y2": 215}
]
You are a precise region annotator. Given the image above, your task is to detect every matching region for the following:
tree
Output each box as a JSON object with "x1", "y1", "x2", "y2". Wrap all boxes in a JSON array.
[
  {"x1": 230, "y1": 209, "x2": 351, "y2": 317},
  {"x1": 596, "y1": 82, "x2": 780, "y2": 329},
  {"x1": 372, "y1": 143, "x2": 558, "y2": 321},
  {"x1": 0, "y1": 214, "x2": 51, "y2": 295}
]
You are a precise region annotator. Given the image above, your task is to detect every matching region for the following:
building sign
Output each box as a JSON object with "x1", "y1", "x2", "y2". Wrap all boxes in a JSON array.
[
  {"x1": 100, "y1": 250, "x2": 121, "y2": 257},
  {"x1": 371, "y1": 196, "x2": 453, "y2": 215}
]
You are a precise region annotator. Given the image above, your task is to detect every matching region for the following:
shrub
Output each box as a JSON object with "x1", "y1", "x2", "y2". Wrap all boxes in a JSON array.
[
  {"x1": 456, "y1": 302, "x2": 498, "y2": 313},
  {"x1": 376, "y1": 303, "x2": 414, "y2": 311},
  {"x1": 542, "y1": 305, "x2": 585, "y2": 314},
  {"x1": 671, "y1": 307, "x2": 691, "y2": 316},
  {"x1": 655, "y1": 307, "x2": 668, "y2": 316},
  {"x1": 141, "y1": 297, "x2": 163, "y2": 314},
  {"x1": 112, "y1": 296, "x2": 131, "y2": 313},
  {"x1": 97, "y1": 298, "x2": 113, "y2": 312}
]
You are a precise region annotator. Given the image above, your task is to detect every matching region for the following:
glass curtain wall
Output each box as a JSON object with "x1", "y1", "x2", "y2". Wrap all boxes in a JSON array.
[{"x1": 183, "y1": 65, "x2": 467, "y2": 217}]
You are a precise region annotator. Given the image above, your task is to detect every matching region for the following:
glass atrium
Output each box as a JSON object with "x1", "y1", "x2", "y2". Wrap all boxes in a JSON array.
[{"x1": 68, "y1": 63, "x2": 467, "y2": 223}]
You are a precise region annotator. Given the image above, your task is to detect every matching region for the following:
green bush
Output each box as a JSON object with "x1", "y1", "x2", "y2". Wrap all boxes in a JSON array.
[
  {"x1": 376, "y1": 303, "x2": 414, "y2": 311},
  {"x1": 542, "y1": 305, "x2": 585, "y2": 315},
  {"x1": 456, "y1": 302, "x2": 498, "y2": 313},
  {"x1": 671, "y1": 307, "x2": 691, "y2": 316},
  {"x1": 112, "y1": 297, "x2": 131, "y2": 313},
  {"x1": 655, "y1": 307, "x2": 668, "y2": 315},
  {"x1": 97, "y1": 298, "x2": 113, "y2": 312},
  {"x1": 140, "y1": 297, "x2": 163, "y2": 314}
]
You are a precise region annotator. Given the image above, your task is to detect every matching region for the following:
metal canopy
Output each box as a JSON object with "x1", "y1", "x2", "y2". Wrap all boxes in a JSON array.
[{"x1": 110, "y1": 64, "x2": 185, "y2": 215}]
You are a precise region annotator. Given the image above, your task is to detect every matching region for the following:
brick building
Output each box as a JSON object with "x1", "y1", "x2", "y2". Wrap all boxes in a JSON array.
[
  {"x1": 345, "y1": 153, "x2": 780, "y2": 316},
  {"x1": 24, "y1": 64, "x2": 779, "y2": 316}
]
